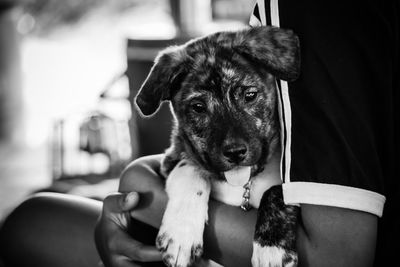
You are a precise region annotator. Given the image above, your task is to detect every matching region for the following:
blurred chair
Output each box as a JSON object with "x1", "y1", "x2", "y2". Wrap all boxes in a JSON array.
[
  {"x1": 51, "y1": 73, "x2": 132, "y2": 182},
  {"x1": 126, "y1": 38, "x2": 190, "y2": 158}
]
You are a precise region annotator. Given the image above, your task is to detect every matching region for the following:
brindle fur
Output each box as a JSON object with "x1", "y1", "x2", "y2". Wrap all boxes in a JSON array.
[{"x1": 135, "y1": 26, "x2": 301, "y2": 266}]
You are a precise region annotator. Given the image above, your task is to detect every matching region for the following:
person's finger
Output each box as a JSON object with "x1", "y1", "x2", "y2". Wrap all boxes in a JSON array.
[
  {"x1": 103, "y1": 192, "x2": 140, "y2": 214},
  {"x1": 114, "y1": 232, "x2": 162, "y2": 262},
  {"x1": 123, "y1": 243, "x2": 162, "y2": 263},
  {"x1": 113, "y1": 256, "x2": 145, "y2": 267}
]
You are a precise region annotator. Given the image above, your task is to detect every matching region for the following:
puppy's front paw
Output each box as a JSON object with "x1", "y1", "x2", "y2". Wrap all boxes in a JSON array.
[
  {"x1": 253, "y1": 186, "x2": 300, "y2": 267},
  {"x1": 251, "y1": 242, "x2": 297, "y2": 267},
  {"x1": 157, "y1": 161, "x2": 211, "y2": 267},
  {"x1": 156, "y1": 223, "x2": 203, "y2": 267}
]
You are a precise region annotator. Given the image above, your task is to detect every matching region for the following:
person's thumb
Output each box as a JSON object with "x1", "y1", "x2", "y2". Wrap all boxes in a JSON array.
[{"x1": 102, "y1": 192, "x2": 140, "y2": 214}]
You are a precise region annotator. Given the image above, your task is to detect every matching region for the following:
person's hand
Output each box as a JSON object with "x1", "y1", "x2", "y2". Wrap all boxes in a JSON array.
[{"x1": 95, "y1": 192, "x2": 162, "y2": 267}]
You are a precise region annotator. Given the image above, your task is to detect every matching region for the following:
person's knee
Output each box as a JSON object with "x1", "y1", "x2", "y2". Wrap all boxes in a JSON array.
[{"x1": 0, "y1": 193, "x2": 101, "y2": 267}]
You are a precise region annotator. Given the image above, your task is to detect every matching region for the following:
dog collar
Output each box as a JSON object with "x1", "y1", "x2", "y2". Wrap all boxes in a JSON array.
[{"x1": 240, "y1": 179, "x2": 253, "y2": 211}]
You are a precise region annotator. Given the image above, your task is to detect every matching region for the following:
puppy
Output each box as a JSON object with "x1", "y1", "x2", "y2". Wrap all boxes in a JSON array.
[{"x1": 135, "y1": 26, "x2": 300, "y2": 267}]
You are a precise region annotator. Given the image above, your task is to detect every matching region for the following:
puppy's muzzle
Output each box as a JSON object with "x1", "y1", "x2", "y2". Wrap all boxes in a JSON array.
[{"x1": 222, "y1": 141, "x2": 248, "y2": 164}]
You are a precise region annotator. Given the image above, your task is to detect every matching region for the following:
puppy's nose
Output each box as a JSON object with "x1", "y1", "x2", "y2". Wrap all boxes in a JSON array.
[{"x1": 223, "y1": 143, "x2": 248, "y2": 163}]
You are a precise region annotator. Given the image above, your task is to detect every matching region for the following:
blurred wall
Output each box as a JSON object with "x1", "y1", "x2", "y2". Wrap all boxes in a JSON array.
[{"x1": 0, "y1": 3, "x2": 23, "y2": 144}]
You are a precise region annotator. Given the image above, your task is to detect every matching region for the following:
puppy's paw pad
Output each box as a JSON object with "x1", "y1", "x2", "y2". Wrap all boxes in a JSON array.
[
  {"x1": 156, "y1": 228, "x2": 203, "y2": 267},
  {"x1": 251, "y1": 242, "x2": 297, "y2": 267}
]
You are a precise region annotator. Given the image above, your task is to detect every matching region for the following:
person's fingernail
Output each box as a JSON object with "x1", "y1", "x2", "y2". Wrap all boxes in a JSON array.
[{"x1": 124, "y1": 191, "x2": 138, "y2": 204}]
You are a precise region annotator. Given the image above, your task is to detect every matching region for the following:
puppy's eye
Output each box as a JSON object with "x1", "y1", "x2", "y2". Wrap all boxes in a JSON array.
[
  {"x1": 191, "y1": 102, "x2": 207, "y2": 114},
  {"x1": 244, "y1": 88, "x2": 258, "y2": 103}
]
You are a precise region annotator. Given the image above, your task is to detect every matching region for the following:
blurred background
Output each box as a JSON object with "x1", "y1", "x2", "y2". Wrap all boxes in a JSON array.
[{"x1": 0, "y1": 0, "x2": 254, "y2": 221}]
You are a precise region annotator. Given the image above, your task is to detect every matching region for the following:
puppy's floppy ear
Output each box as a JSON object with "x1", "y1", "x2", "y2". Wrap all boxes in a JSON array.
[
  {"x1": 135, "y1": 45, "x2": 188, "y2": 116},
  {"x1": 231, "y1": 26, "x2": 300, "y2": 81}
]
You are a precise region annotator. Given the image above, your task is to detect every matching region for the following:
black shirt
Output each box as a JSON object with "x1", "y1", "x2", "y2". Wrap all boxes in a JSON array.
[{"x1": 251, "y1": 0, "x2": 399, "y2": 265}]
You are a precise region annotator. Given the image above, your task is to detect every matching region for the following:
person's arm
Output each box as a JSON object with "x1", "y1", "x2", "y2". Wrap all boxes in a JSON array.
[
  {"x1": 296, "y1": 205, "x2": 378, "y2": 267},
  {"x1": 118, "y1": 155, "x2": 256, "y2": 267},
  {"x1": 119, "y1": 155, "x2": 378, "y2": 267}
]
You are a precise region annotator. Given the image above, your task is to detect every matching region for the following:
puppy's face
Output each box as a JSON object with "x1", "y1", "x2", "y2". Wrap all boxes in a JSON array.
[
  {"x1": 136, "y1": 26, "x2": 300, "y2": 175},
  {"x1": 171, "y1": 50, "x2": 279, "y2": 173}
]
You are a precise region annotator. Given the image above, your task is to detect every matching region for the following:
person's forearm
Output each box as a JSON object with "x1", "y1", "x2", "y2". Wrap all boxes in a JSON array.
[
  {"x1": 119, "y1": 156, "x2": 378, "y2": 267},
  {"x1": 129, "y1": 193, "x2": 257, "y2": 267},
  {"x1": 295, "y1": 204, "x2": 377, "y2": 267},
  {"x1": 127, "y1": 186, "x2": 377, "y2": 267},
  {"x1": 120, "y1": 159, "x2": 255, "y2": 266}
]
